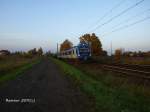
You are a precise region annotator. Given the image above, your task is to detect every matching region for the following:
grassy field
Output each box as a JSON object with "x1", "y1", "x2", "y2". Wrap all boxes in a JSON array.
[
  {"x1": 52, "y1": 58, "x2": 150, "y2": 112},
  {"x1": 91, "y1": 56, "x2": 150, "y2": 65},
  {"x1": 0, "y1": 55, "x2": 41, "y2": 84},
  {"x1": 121, "y1": 57, "x2": 150, "y2": 65}
]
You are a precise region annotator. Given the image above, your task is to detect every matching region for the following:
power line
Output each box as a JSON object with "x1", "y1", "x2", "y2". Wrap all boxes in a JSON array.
[
  {"x1": 110, "y1": 8, "x2": 150, "y2": 29},
  {"x1": 101, "y1": 8, "x2": 150, "y2": 35},
  {"x1": 101, "y1": 16, "x2": 150, "y2": 37},
  {"x1": 73, "y1": 0, "x2": 126, "y2": 38},
  {"x1": 84, "y1": 0, "x2": 126, "y2": 33},
  {"x1": 90, "y1": 0, "x2": 145, "y2": 32}
]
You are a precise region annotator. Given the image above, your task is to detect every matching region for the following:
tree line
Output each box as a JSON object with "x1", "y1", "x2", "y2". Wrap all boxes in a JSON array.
[
  {"x1": 115, "y1": 48, "x2": 150, "y2": 59},
  {"x1": 0, "y1": 47, "x2": 44, "y2": 58},
  {"x1": 60, "y1": 33, "x2": 107, "y2": 56}
]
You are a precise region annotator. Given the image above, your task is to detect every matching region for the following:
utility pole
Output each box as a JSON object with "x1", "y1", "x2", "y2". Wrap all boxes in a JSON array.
[
  {"x1": 110, "y1": 41, "x2": 113, "y2": 63},
  {"x1": 89, "y1": 42, "x2": 92, "y2": 57},
  {"x1": 111, "y1": 41, "x2": 112, "y2": 56},
  {"x1": 57, "y1": 43, "x2": 59, "y2": 55}
]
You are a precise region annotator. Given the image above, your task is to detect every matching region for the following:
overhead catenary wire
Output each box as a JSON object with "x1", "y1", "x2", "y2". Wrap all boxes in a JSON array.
[
  {"x1": 84, "y1": 0, "x2": 126, "y2": 33},
  {"x1": 69, "y1": 0, "x2": 146, "y2": 42},
  {"x1": 110, "y1": 8, "x2": 150, "y2": 30},
  {"x1": 73, "y1": 0, "x2": 126, "y2": 38},
  {"x1": 101, "y1": 16, "x2": 150, "y2": 37},
  {"x1": 90, "y1": 0, "x2": 145, "y2": 32},
  {"x1": 100, "y1": 8, "x2": 150, "y2": 35}
]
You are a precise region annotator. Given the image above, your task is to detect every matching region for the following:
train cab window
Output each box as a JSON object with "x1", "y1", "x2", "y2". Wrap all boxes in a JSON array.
[
  {"x1": 73, "y1": 50, "x2": 75, "y2": 54},
  {"x1": 67, "y1": 51, "x2": 69, "y2": 55},
  {"x1": 76, "y1": 49, "x2": 78, "y2": 54},
  {"x1": 69, "y1": 51, "x2": 71, "y2": 55},
  {"x1": 79, "y1": 48, "x2": 89, "y2": 52}
]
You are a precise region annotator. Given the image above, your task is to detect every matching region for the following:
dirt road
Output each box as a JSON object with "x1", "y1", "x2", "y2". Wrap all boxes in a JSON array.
[{"x1": 0, "y1": 58, "x2": 89, "y2": 112}]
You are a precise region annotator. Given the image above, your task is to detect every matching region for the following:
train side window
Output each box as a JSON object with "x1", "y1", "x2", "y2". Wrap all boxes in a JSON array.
[
  {"x1": 68, "y1": 51, "x2": 70, "y2": 55},
  {"x1": 76, "y1": 49, "x2": 78, "y2": 55},
  {"x1": 74, "y1": 49, "x2": 76, "y2": 54}
]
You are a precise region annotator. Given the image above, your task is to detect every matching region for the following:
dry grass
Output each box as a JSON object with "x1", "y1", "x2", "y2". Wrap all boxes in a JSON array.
[
  {"x1": 0, "y1": 55, "x2": 39, "y2": 76},
  {"x1": 0, "y1": 55, "x2": 41, "y2": 84}
]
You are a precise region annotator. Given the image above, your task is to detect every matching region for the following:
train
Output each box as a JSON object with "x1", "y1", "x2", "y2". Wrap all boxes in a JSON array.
[{"x1": 58, "y1": 42, "x2": 91, "y2": 60}]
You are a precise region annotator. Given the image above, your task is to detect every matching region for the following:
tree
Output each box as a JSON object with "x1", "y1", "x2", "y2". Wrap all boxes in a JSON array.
[
  {"x1": 45, "y1": 50, "x2": 51, "y2": 56},
  {"x1": 115, "y1": 49, "x2": 122, "y2": 56},
  {"x1": 115, "y1": 49, "x2": 123, "y2": 62},
  {"x1": 101, "y1": 50, "x2": 107, "y2": 56},
  {"x1": 60, "y1": 39, "x2": 73, "y2": 52},
  {"x1": 37, "y1": 47, "x2": 43, "y2": 56},
  {"x1": 80, "y1": 33, "x2": 103, "y2": 56},
  {"x1": 28, "y1": 48, "x2": 37, "y2": 56}
]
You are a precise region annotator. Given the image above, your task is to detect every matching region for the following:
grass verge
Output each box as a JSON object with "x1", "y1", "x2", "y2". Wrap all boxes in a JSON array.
[
  {"x1": 51, "y1": 58, "x2": 150, "y2": 112},
  {"x1": 0, "y1": 58, "x2": 41, "y2": 85}
]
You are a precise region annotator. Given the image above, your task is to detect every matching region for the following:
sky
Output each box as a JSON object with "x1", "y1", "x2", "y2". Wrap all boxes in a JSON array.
[{"x1": 0, "y1": 0, "x2": 150, "y2": 53}]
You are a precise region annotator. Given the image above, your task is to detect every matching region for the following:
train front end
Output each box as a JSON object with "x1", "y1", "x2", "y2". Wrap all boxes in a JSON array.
[{"x1": 77, "y1": 42, "x2": 91, "y2": 60}]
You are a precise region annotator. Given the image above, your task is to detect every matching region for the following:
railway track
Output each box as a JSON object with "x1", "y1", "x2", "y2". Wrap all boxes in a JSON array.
[
  {"x1": 62, "y1": 59, "x2": 150, "y2": 79},
  {"x1": 109, "y1": 63, "x2": 150, "y2": 72},
  {"x1": 102, "y1": 64, "x2": 150, "y2": 79}
]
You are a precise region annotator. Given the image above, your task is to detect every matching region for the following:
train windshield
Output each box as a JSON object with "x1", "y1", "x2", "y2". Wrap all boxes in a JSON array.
[{"x1": 79, "y1": 48, "x2": 89, "y2": 53}]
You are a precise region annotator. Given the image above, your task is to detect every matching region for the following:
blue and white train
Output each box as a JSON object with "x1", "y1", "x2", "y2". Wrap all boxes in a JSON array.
[{"x1": 58, "y1": 42, "x2": 91, "y2": 60}]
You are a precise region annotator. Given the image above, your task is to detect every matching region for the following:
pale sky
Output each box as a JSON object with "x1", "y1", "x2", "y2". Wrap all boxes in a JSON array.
[{"x1": 0, "y1": 0, "x2": 150, "y2": 53}]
